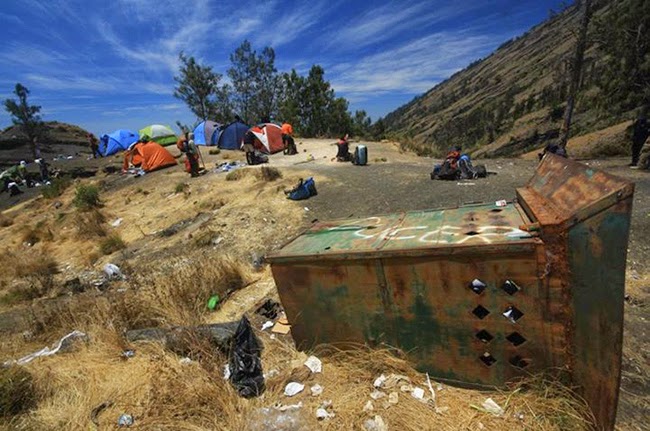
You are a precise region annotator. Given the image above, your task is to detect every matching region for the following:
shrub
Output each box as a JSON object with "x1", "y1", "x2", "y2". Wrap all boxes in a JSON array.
[
  {"x1": 41, "y1": 176, "x2": 71, "y2": 199},
  {"x1": 0, "y1": 214, "x2": 12, "y2": 227},
  {"x1": 13, "y1": 249, "x2": 59, "y2": 297},
  {"x1": 73, "y1": 184, "x2": 101, "y2": 210},
  {"x1": 225, "y1": 169, "x2": 252, "y2": 181},
  {"x1": 208, "y1": 148, "x2": 221, "y2": 155},
  {"x1": 0, "y1": 367, "x2": 35, "y2": 417},
  {"x1": 175, "y1": 182, "x2": 188, "y2": 194},
  {"x1": 99, "y1": 234, "x2": 126, "y2": 255}
]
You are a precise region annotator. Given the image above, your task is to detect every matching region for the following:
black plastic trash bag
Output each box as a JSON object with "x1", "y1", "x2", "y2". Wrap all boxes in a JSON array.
[{"x1": 228, "y1": 316, "x2": 265, "y2": 398}]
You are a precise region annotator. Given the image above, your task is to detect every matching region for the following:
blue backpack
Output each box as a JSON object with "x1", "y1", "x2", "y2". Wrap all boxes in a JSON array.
[{"x1": 286, "y1": 177, "x2": 317, "y2": 200}]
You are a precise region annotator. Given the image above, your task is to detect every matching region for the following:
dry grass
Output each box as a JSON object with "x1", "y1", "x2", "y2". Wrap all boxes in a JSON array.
[
  {"x1": 0, "y1": 248, "x2": 60, "y2": 301},
  {"x1": 75, "y1": 209, "x2": 106, "y2": 238},
  {"x1": 98, "y1": 234, "x2": 126, "y2": 255},
  {"x1": 225, "y1": 168, "x2": 254, "y2": 181},
  {"x1": 20, "y1": 222, "x2": 54, "y2": 246},
  {"x1": 4, "y1": 330, "x2": 592, "y2": 430},
  {"x1": 257, "y1": 166, "x2": 282, "y2": 182},
  {"x1": 0, "y1": 214, "x2": 13, "y2": 228}
]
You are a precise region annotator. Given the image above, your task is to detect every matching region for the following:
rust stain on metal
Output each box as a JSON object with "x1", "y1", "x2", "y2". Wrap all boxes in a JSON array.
[{"x1": 268, "y1": 154, "x2": 633, "y2": 430}]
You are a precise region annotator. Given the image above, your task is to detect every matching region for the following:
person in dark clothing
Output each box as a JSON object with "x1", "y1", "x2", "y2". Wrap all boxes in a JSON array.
[
  {"x1": 631, "y1": 108, "x2": 650, "y2": 166},
  {"x1": 243, "y1": 130, "x2": 256, "y2": 165},
  {"x1": 539, "y1": 142, "x2": 568, "y2": 160},
  {"x1": 88, "y1": 133, "x2": 102, "y2": 158},
  {"x1": 35, "y1": 158, "x2": 50, "y2": 182},
  {"x1": 335, "y1": 134, "x2": 351, "y2": 162}
]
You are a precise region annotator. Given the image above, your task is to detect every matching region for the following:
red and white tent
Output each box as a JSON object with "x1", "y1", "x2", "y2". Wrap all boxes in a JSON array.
[{"x1": 249, "y1": 123, "x2": 284, "y2": 154}]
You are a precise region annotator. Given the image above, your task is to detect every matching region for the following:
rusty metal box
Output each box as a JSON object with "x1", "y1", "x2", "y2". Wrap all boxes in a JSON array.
[{"x1": 267, "y1": 155, "x2": 634, "y2": 430}]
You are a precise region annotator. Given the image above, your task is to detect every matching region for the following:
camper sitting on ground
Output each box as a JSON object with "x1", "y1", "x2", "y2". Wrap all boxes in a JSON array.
[
  {"x1": 281, "y1": 122, "x2": 297, "y2": 155},
  {"x1": 336, "y1": 134, "x2": 352, "y2": 162}
]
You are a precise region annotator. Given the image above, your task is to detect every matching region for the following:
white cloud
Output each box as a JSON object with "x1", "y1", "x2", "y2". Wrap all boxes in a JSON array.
[
  {"x1": 0, "y1": 43, "x2": 69, "y2": 69},
  {"x1": 322, "y1": 1, "x2": 482, "y2": 51},
  {"x1": 329, "y1": 31, "x2": 498, "y2": 99}
]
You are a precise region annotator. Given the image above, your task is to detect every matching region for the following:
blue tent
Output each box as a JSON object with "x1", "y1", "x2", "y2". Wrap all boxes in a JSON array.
[
  {"x1": 193, "y1": 120, "x2": 221, "y2": 146},
  {"x1": 217, "y1": 120, "x2": 249, "y2": 150},
  {"x1": 100, "y1": 129, "x2": 139, "y2": 156}
]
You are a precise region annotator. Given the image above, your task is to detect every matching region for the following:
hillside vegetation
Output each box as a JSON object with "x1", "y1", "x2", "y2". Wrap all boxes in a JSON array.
[
  {"x1": 0, "y1": 121, "x2": 90, "y2": 149},
  {"x1": 382, "y1": 0, "x2": 649, "y2": 158}
]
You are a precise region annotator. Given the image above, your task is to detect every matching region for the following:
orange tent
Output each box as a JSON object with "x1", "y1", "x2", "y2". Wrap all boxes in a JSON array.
[{"x1": 123, "y1": 141, "x2": 177, "y2": 172}]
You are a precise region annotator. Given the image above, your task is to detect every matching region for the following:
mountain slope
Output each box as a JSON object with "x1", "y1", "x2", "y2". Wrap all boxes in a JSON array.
[{"x1": 382, "y1": 0, "x2": 635, "y2": 158}]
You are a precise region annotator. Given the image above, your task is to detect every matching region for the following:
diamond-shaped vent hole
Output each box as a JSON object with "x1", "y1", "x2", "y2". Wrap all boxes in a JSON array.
[
  {"x1": 472, "y1": 305, "x2": 490, "y2": 319},
  {"x1": 476, "y1": 330, "x2": 494, "y2": 343},
  {"x1": 470, "y1": 279, "x2": 487, "y2": 294},
  {"x1": 506, "y1": 332, "x2": 527, "y2": 346},
  {"x1": 479, "y1": 352, "x2": 497, "y2": 367},
  {"x1": 501, "y1": 280, "x2": 521, "y2": 295},
  {"x1": 509, "y1": 355, "x2": 529, "y2": 369},
  {"x1": 503, "y1": 306, "x2": 524, "y2": 323}
]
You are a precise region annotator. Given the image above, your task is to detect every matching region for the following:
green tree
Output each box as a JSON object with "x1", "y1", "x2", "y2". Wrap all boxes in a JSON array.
[
  {"x1": 3, "y1": 83, "x2": 43, "y2": 159},
  {"x1": 594, "y1": 0, "x2": 650, "y2": 111},
  {"x1": 302, "y1": 65, "x2": 334, "y2": 136},
  {"x1": 173, "y1": 53, "x2": 230, "y2": 122},
  {"x1": 327, "y1": 97, "x2": 353, "y2": 137},
  {"x1": 228, "y1": 40, "x2": 280, "y2": 124},
  {"x1": 278, "y1": 69, "x2": 305, "y2": 132},
  {"x1": 352, "y1": 110, "x2": 371, "y2": 137}
]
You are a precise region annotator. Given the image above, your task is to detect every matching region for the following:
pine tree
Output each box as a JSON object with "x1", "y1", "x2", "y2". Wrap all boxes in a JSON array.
[
  {"x1": 173, "y1": 53, "x2": 229, "y2": 122},
  {"x1": 3, "y1": 83, "x2": 43, "y2": 159}
]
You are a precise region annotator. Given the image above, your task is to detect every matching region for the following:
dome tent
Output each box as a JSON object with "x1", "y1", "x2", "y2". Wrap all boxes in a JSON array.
[
  {"x1": 139, "y1": 124, "x2": 177, "y2": 146},
  {"x1": 217, "y1": 120, "x2": 249, "y2": 150},
  {"x1": 100, "y1": 129, "x2": 139, "y2": 156},
  {"x1": 193, "y1": 121, "x2": 222, "y2": 146}
]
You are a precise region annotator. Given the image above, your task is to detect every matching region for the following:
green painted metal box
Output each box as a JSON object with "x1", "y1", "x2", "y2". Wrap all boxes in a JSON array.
[{"x1": 267, "y1": 155, "x2": 634, "y2": 430}]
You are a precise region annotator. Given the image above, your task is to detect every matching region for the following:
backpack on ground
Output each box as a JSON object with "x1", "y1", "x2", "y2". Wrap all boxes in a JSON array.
[
  {"x1": 353, "y1": 145, "x2": 368, "y2": 166},
  {"x1": 458, "y1": 158, "x2": 474, "y2": 179},
  {"x1": 474, "y1": 165, "x2": 487, "y2": 178},
  {"x1": 436, "y1": 160, "x2": 459, "y2": 180},
  {"x1": 286, "y1": 177, "x2": 317, "y2": 200}
]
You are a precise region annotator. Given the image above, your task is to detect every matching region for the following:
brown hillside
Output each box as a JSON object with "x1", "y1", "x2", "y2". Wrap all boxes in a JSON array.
[
  {"x1": 383, "y1": 0, "x2": 633, "y2": 158},
  {"x1": 0, "y1": 121, "x2": 90, "y2": 149}
]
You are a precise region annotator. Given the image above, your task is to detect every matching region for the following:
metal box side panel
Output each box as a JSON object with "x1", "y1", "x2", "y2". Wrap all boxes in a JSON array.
[{"x1": 568, "y1": 197, "x2": 633, "y2": 431}]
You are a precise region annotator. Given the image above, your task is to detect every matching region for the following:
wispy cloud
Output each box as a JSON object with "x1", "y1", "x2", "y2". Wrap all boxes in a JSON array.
[
  {"x1": 329, "y1": 31, "x2": 499, "y2": 99},
  {"x1": 0, "y1": 12, "x2": 24, "y2": 25},
  {"x1": 25, "y1": 74, "x2": 117, "y2": 92},
  {"x1": 0, "y1": 43, "x2": 69, "y2": 69},
  {"x1": 322, "y1": 1, "x2": 482, "y2": 51}
]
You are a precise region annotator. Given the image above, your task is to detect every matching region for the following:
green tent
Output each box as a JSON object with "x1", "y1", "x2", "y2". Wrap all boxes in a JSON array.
[{"x1": 139, "y1": 124, "x2": 177, "y2": 146}]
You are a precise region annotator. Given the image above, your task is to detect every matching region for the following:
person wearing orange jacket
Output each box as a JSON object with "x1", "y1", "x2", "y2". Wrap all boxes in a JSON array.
[{"x1": 281, "y1": 122, "x2": 297, "y2": 155}]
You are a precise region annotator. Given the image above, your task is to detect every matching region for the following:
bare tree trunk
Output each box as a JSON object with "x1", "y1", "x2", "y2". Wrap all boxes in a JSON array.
[{"x1": 559, "y1": 0, "x2": 593, "y2": 149}]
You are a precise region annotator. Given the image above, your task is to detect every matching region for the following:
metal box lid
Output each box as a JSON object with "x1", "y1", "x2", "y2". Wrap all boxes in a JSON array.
[{"x1": 268, "y1": 202, "x2": 535, "y2": 261}]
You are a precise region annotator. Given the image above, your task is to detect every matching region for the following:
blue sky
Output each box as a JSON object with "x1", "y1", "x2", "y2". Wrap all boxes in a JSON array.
[{"x1": 0, "y1": 0, "x2": 570, "y2": 135}]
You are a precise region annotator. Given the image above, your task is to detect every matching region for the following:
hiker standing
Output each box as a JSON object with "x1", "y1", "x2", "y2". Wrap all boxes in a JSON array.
[
  {"x1": 88, "y1": 133, "x2": 101, "y2": 158},
  {"x1": 630, "y1": 108, "x2": 650, "y2": 167},
  {"x1": 186, "y1": 133, "x2": 200, "y2": 177},
  {"x1": 35, "y1": 158, "x2": 50, "y2": 183},
  {"x1": 281, "y1": 122, "x2": 296, "y2": 155}
]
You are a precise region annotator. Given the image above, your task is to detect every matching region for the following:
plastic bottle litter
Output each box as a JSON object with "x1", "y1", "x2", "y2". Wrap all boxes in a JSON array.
[
  {"x1": 103, "y1": 263, "x2": 122, "y2": 280},
  {"x1": 261, "y1": 321, "x2": 274, "y2": 331},
  {"x1": 363, "y1": 400, "x2": 374, "y2": 412},
  {"x1": 411, "y1": 387, "x2": 425, "y2": 400},
  {"x1": 118, "y1": 414, "x2": 133, "y2": 427},
  {"x1": 370, "y1": 390, "x2": 386, "y2": 400},
  {"x1": 121, "y1": 350, "x2": 135, "y2": 359},
  {"x1": 304, "y1": 355, "x2": 322, "y2": 373},
  {"x1": 363, "y1": 415, "x2": 387, "y2": 431},
  {"x1": 373, "y1": 374, "x2": 387, "y2": 388},
  {"x1": 179, "y1": 357, "x2": 192, "y2": 365},
  {"x1": 316, "y1": 408, "x2": 335, "y2": 420},
  {"x1": 207, "y1": 295, "x2": 220, "y2": 310},
  {"x1": 388, "y1": 392, "x2": 398, "y2": 405},
  {"x1": 482, "y1": 398, "x2": 504, "y2": 416},
  {"x1": 249, "y1": 406, "x2": 309, "y2": 431},
  {"x1": 111, "y1": 218, "x2": 123, "y2": 227},
  {"x1": 284, "y1": 382, "x2": 305, "y2": 397},
  {"x1": 310, "y1": 384, "x2": 323, "y2": 396}
]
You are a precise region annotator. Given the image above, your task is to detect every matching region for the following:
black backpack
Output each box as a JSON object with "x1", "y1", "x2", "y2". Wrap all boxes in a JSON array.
[{"x1": 437, "y1": 160, "x2": 459, "y2": 180}]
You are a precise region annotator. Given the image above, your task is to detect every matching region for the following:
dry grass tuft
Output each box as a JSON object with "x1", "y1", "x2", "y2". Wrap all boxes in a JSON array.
[
  {"x1": 10, "y1": 249, "x2": 59, "y2": 299},
  {"x1": 225, "y1": 168, "x2": 254, "y2": 181},
  {"x1": 98, "y1": 234, "x2": 126, "y2": 255},
  {"x1": 20, "y1": 222, "x2": 54, "y2": 246},
  {"x1": 0, "y1": 366, "x2": 35, "y2": 418},
  {"x1": 75, "y1": 209, "x2": 106, "y2": 238},
  {"x1": 257, "y1": 166, "x2": 282, "y2": 182},
  {"x1": 0, "y1": 214, "x2": 13, "y2": 228}
]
